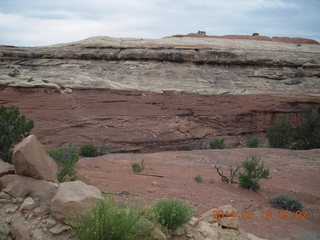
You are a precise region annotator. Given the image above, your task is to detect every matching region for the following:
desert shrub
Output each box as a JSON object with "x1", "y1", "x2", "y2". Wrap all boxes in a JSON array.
[
  {"x1": 80, "y1": 144, "x2": 98, "y2": 157},
  {"x1": 269, "y1": 194, "x2": 303, "y2": 212},
  {"x1": 152, "y1": 199, "x2": 194, "y2": 231},
  {"x1": 294, "y1": 107, "x2": 320, "y2": 149},
  {"x1": 72, "y1": 197, "x2": 153, "y2": 240},
  {"x1": 8, "y1": 68, "x2": 20, "y2": 77},
  {"x1": 252, "y1": 32, "x2": 259, "y2": 36},
  {"x1": 246, "y1": 137, "x2": 260, "y2": 148},
  {"x1": 48, "y1": 146, "x2": 79, "y2": 182},
  {"x1": 238, "y1": 155, "x2": 269, "y2": 191},
  {"x1": 181, "y1": 145, "x2": 193, "y2": 151},
  {"x1": 266, "y1": 115, "x2": 294, "y2": 148},
  {"x1": 0, "y1": 105, "x2": 34, "y2": 163},
  {"x1": 131, "y1": 160, "x2": 145, "y2": 173},
  {"x1": 194, "y1": 175, "x2": 203, "y2": 183},
  {"x1": 210, "y1": 139, "x2": 226, "y2": 149}
]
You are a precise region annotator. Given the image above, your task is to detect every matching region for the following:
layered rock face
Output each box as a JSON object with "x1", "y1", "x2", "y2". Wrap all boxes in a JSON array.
[
  {"x1": 0, "y1": 36, "x2": 319, "y2": 95},
  {"x1": 0, "y1": 36, "x2": 319, "y2": 151}
]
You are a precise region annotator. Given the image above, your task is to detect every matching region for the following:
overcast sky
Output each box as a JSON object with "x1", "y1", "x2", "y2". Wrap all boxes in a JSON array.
[{"x1": 1, "y1": 0, "x2": 319, "y2": 46}]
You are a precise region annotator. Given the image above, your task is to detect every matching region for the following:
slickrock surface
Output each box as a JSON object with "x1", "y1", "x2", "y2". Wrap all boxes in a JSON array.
[{"x1": 0, "y1": 36, "x2": 319, "y2": 95}]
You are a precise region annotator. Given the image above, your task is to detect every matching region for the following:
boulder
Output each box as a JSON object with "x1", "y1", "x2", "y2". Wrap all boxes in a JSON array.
[
  {"x1": 0, "y1": 160, "x2": 14, "y2": 177},
  {"x1": 10, "y1": 220, "x2": 32, "y2": 240},
  {"x1": 198, "y1": 208, "x2": 218, "y2": 223},
  {"x1": 13, "y1": 135, "x2": 58, "y2": 182},
  {"x1": 50, "y1": 181, "x2": 103, "y2": 224},
  {"x1": 217, "y1": 204, "x2": 237, "y2": 217},
  {"x1": 19, "y1": 197, "x2": 37, "y2": 211},
  {"x1": 196, "y1": 221, "x2": 220, "y2": 239},
  {"x1": 0, "y1": 174, "x2": 58, "y2": 204},
  {"x1": 218, "y1": 216, "x2": 239, "y2": 229}
]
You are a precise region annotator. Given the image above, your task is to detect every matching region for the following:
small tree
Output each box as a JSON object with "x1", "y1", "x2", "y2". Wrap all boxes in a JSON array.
[
  {"x1": 266, "y1": 115, "x2": 294, "y2": 148},
  {"x1": 238, "y1": 155, "x2": 269, "y2": 191},
  {"x1": 294, "y1": 107, "x2": 320, "y2": 149},
  {"x1": 0, "y1": 105, "x2": 34, "y2": 163}
]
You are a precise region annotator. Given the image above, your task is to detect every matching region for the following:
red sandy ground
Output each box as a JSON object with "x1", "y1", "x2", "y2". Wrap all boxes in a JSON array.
[{"x1": 75, "y1": 148, "x2": 320, "y2": 240}]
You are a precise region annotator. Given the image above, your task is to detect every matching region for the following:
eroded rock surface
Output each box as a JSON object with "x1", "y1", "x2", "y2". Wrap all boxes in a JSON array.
[
  {"x1": 0, "y1": 86, "x2": 319, "y2": 152},
  {"x1": 0, "y1": 36, "x2": 319, "y2": 95}
]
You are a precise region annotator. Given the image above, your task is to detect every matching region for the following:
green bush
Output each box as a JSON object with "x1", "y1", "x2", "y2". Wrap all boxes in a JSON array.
[
  {"x1": 181, "y1": 145, "x2": 193, "y2": 151},
  {"x1": 266, "y1": 115, "x2": 294, "y2": 148},
  {"x1": 152, "y1": 199, "x2": 194, "y2": 231},
  {"x1": 72, "y1": 197, "x2": 153, "y2": 240},
  {"x1": 238, "y1": 155, "x2": 269, "y2": 191},
  {"x1": 132, "y1": 160, "x2": 145, "y2": 173},
  {"x1": 294, "y1": 107, "x2": 320, "y2": 149},
  {"x1": 80, "y1": 144, "x2": 98, "y2": 157},
  {"x1": 194, "y1": 175, "x2": 203, "y2": 183},
  {"x1": 0, "y1": 105, "x2": 34, "y2": 163},
  {"x1": 269, "y1": 194, "x2": 303, "y2": 212},
  {"x1": 210, "y1": 139, "x2": 226, "y2": 149},
  {"x1": 48, "y1": 146, "x2": 79, "y2": 182},
  {"x1": 8, "y1": 68, "x2": 20, "y2": 77},
  {"x1": 246, "y1": 137, "x2": 260, "y2": 148}
]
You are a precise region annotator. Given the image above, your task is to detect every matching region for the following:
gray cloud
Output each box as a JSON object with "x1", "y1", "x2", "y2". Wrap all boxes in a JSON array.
[{"x1": 0, "y1": 0, "x2": 319, "y2": 46}]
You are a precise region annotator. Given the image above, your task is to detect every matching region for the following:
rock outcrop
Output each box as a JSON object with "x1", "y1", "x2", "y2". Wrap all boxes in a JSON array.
[
  {"x1": 0, "y1": 36, "x2": 319, "y2": 95},
  {"x1": 13, "y1": 135, "x2": 58, "y2": 182},
  {"x1": 0, "y1": 160, "x2": 14, "y2": 177},
  {"x1": 50, "y1": 181, "x2": 103, "y2": 224},
  {"x1": 0, "y1": 174, "x2": 58, "y2": 204},
  {"x1": 0, "y1": 36, "x2": 319, "y2": 152}
]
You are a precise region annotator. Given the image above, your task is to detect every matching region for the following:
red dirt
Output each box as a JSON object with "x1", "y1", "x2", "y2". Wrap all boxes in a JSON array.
[
  {"x1": 75, "y1": 148, "x2": 320, "y2": 240},
  {"x1": 170, "y1": 33, "x2": 319, "y2": 45}
]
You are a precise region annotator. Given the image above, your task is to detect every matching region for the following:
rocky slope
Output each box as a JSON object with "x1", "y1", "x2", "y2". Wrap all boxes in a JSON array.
[{"x1": 0, "y1": 36, "x2": 319, "y2": 151}]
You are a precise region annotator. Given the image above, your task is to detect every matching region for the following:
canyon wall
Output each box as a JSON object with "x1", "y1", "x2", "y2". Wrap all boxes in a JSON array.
[{"x1": 0, "y1": 36, "x2": 319, "y2": 151}]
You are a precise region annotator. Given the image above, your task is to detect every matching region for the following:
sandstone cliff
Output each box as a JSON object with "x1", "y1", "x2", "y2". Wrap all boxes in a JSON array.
[
  {"x1": 0, "y1": 36, "x2": 319, "y2": 95},
  {"x1": 0, "y1": 36, "x2": 319, "y2": 151}
]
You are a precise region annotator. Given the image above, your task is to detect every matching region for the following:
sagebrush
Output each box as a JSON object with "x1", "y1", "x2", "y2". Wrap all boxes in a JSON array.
[
  {"x1": 132, "y1": 160, "x2": 145, "y2": 173},
  {"x1": 0, "y1": 105, "x2": 34, "y2": 163},
  {"x1": 246, "y1": 137, "x2": 260, "y2": 148},
  {"x1": 269, "y1": 194, "x2": 303, "y2": 212},
  {"x1": 152, "y1": 199, "x2": 194, "y2": 231},
  {"x1": 71, "y1": 197, "x2": 153, "y2": 240}
]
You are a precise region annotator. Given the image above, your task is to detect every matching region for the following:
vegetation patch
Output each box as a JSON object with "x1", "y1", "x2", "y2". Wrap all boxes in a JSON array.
[
  {"x1": 194, "y1": 175, "x2": 203, "y2": 183},
  {"x1": 0, "y1": 105, "x2": 34, "y2": 163},
  {"x1": 131, "y1": 160, "x2": 145, "y2": 173},
  {"x1": 48, "y1": 146, "x2": 79, "y2": 182},
  {"x1": 8, "y1": 68, "x2": 20, "y2": 77},
  {"x1": 238, "y1": 155, "x2": 269, "y2": 191},
  {"x1": 72, "y1": 197, "x2": 153, "y2": 240},
  {"x1": 152, "y1": 199, "x2": 194, "y2": 231},
  {"x1": 266, "y1": 115, "x2": 294, "y2": 148},
  {"x1": 80, "y1": 144, "x2": 98, "y2": 157},
  {"x1": 210, "y1": 139, "x2": 226, "y2": 149},
  {"x1": 269, "y1": 194, "x2": 303, "y2": 212},
  {"x1": 246, "y1": 137, "x2": 260, "y2": 148}
]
